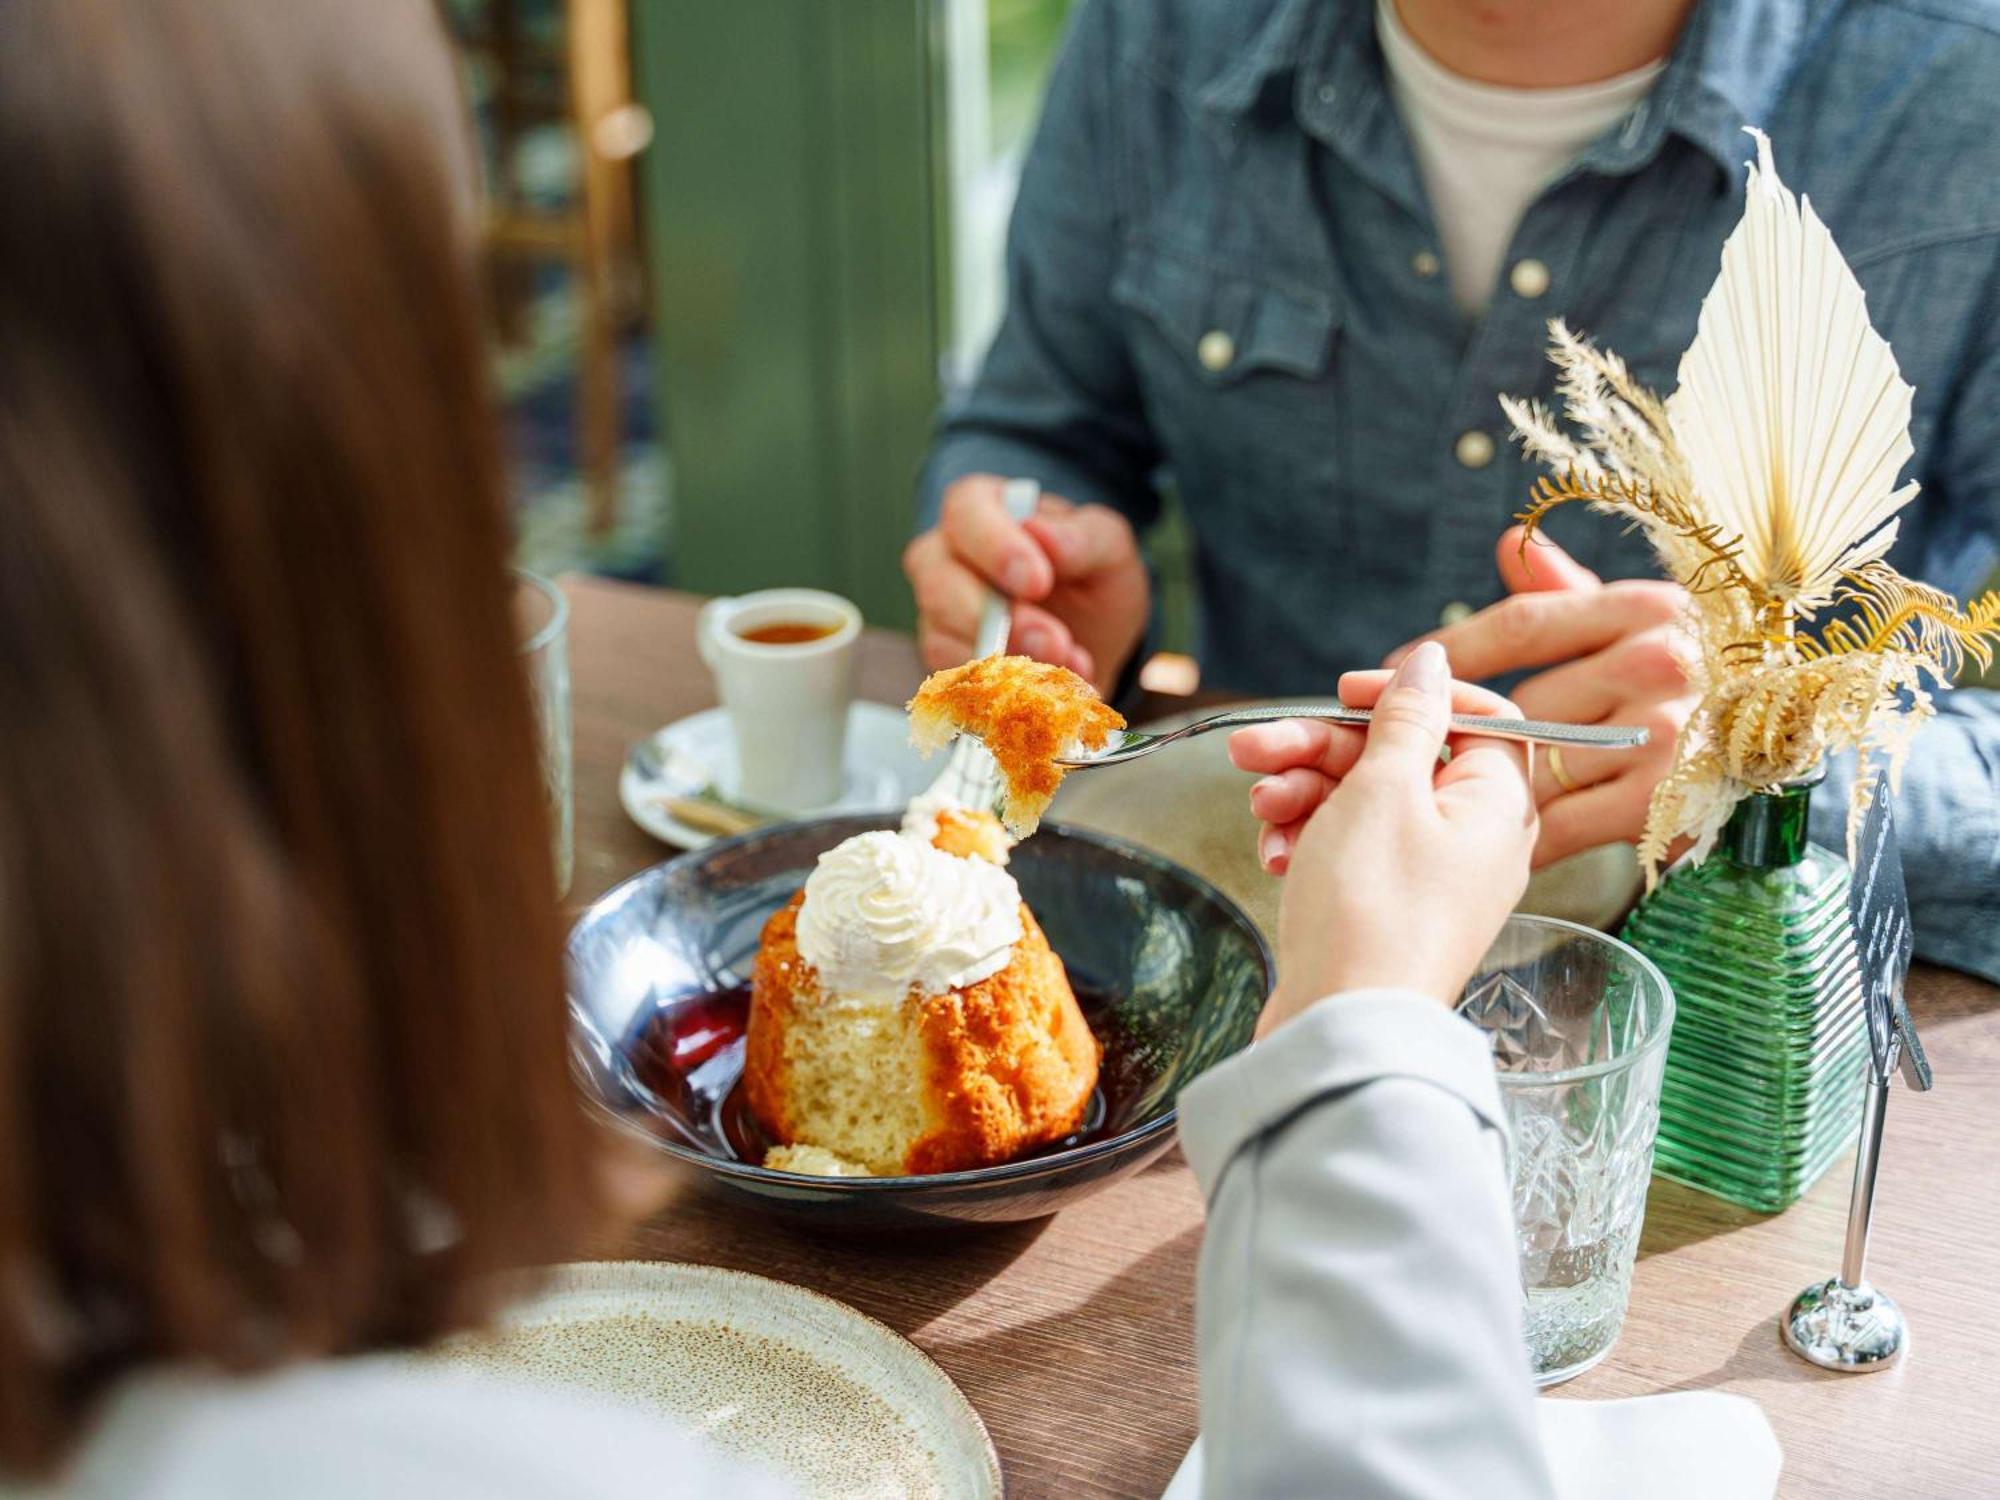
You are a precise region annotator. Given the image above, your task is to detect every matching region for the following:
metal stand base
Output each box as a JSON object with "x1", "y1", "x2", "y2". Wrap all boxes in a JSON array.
[{"x1": 1782, "y1": 1278, "x2": 1907, "y2": 1372}]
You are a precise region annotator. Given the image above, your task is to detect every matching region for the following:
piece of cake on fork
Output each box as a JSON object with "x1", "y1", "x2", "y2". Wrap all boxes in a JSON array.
[{"x1": 907, "y1": 656, "x2": 1124, "y2": 836}]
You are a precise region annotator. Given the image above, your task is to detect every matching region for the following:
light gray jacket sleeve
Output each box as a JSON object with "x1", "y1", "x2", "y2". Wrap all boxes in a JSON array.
[{"x1": 1178, "y1": 990, "x2": 1556, "y2": 1500}]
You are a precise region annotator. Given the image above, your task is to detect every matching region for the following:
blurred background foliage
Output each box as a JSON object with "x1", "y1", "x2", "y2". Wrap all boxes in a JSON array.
[{"x1": 989, "y1": 0, "x2": 1072, "y2": 154}]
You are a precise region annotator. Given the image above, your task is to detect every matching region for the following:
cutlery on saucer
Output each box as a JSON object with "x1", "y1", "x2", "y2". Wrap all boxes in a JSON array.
[{"x1": 625, "y1": 735, "x2": 769, "y2": 834}]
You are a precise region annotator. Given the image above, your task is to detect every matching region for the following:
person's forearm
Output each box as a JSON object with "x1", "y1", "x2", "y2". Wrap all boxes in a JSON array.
[
  {"x1": 1179, "y1": 992, "x2": 1554, "y2": 1500},
  {"x1": 1812, "y1": 688, "x2": 2000, "y2": 984}
]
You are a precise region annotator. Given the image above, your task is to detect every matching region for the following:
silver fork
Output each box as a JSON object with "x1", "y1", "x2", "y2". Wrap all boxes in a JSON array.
[
  {"x1": 921, "y1": 478, "x2": 1042, "y2": 811},
  {"x1": 1055, "y1": 705, "x2": 1650, "y2": 769}
]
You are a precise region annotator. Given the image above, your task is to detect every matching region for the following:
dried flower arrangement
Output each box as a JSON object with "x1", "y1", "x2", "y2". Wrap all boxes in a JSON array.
[{"x1": 1502, "y1": 131, "x2": 2000, "y2": 879}]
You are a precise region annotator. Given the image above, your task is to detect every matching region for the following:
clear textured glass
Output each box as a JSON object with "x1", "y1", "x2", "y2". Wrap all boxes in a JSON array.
[
  {"x1": 1459, "y1": 916, "x2": 1675, "y2": 1386},
  {"x1": 515, "y1": 569, "x2": 573, "y2": 897},
  {"x1": 1620, "y1": 780, "x2": 1865, "y2": 1212}
]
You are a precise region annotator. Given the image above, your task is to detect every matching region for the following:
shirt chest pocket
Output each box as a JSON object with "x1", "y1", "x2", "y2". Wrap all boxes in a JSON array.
[{"x1": 1111, "y1": 246, "x2": 1345, "y2": 541}]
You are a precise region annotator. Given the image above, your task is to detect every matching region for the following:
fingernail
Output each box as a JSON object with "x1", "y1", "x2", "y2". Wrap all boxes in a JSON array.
[
  {"x1": 1001, "y1": 557, "x2": 1036, "y2": 595},
  {"x1": 1382, "y1": 645, "x2": 1411, "y2": 669},
  {"x1": 1259, "y1": 827, "x2": 1289, "y2": 871},
  {"x1": 1394, "y1": 639, "x2": 1447, "y2": 692},
  {"x1": 1019, "y1": 625, "x2": 1053, "y2": 658},
  {"x1": 1250, "y1": 777, "x2": 1281, "y2": 811}
]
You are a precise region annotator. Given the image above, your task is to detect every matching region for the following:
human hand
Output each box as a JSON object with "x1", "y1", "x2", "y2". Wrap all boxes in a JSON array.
[
  {"x1": 1386, "y1": 526, "x2": 1694, "y2": 868},
  {"x1": 1231, "y1": 642, "x2": 1538, "y2": 1028},
  {"x1": 1230, "y1": 668, "x2": 1526, "y2": 877},
  {"x1": 902, "y1": 474, "x2": 1149, "y2": 696}
]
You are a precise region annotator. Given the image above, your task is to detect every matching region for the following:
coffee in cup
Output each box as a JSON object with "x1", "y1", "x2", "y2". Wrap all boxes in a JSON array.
[
  {"x1": 734, "y1": 619, "x2": 842, "y2": 646},
  {"x1": 697, "y1": 588, "x2": 861, "y2": 813}
]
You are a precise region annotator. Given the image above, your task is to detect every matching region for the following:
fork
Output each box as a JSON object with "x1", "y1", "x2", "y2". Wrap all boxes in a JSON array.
[
  {"x1": 920, "y1": 477, "x2": 1042, "y2": 811},
  {"x1": 1055, "y1": 705, "x2": 1650, "y2": 769}
]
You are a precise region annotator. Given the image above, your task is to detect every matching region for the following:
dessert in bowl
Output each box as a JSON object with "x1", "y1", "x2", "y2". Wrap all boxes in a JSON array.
[
  {"x1": 567, "y1": 660, "x2": 1267, "y2": 1227},
  {"x1": 567, "y1": 815, "x2": 1268, "y2": 1228}
]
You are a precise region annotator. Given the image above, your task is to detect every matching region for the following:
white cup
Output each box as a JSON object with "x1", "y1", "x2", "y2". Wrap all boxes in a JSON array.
[{"x1": 697, "y1": 588, "x2": 861, "y2": 813}]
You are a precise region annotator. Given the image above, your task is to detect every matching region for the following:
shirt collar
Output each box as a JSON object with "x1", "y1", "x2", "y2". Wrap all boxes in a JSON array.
[
  {"x1": 1579, "y1": 0, "x2": 1810, "y2": 179},
  {"x1": 1194, "y1": 0, "x2": 1325, "y2": 118},
  {"x1": 1195, "y1": 0, "x2": 1810, "y2": 183}
]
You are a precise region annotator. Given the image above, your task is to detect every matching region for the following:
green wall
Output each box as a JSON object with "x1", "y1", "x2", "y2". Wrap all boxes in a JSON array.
[{"x1": 632, "y1": 0, "x2": 937, "y2": 627}]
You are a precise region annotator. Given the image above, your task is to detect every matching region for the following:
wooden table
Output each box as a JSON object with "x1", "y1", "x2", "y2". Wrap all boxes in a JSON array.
[{"x1": 568, "y1": 575, "x2": 2000, "y2": 1499}]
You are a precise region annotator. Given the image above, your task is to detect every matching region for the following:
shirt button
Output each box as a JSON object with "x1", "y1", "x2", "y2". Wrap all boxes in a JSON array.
[
  {"x1": 1455, "y1": 429, "x2": 1496, "y2": 469},
  {"x1": 1317, "y1": 83, "x2": 1338, "y2": 105},
  {"x1": 1411, "y1": 249, "x2": 1441, "y2": 279},
  {"x1": 1510, "y1": 258, "x2": 1551, "y2": 299},
  {"x1": 1440, "y1": 600, "x2": 1475, "y2": 627},
  {"x1": 1197, "y1": 329, "x2": 1236, "y2": 372}
]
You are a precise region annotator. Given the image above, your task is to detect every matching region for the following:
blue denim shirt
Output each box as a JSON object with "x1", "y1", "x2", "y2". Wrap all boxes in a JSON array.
[{"x1": 920, "y1": 0, "x2": 2000, "y2": 981}]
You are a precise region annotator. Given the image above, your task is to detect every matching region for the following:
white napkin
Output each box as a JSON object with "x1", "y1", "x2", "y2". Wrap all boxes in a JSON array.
[{"x1": 1161, "y1": 1392, "x2": 1782, "y2": 1500}]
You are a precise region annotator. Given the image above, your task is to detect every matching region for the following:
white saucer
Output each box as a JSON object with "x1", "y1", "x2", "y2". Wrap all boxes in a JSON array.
[
  {"x1": 436, "y1": 1261, "x2": 1002, "y2": 1499},
  {"x1": 621, "y1": 702, "x2": 932, "y2": 849}
]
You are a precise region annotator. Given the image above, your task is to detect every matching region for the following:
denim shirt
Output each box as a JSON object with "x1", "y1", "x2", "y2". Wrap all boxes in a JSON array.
[{"x1": 920, "y1": 0, "x2": 2000, "y2": 982}]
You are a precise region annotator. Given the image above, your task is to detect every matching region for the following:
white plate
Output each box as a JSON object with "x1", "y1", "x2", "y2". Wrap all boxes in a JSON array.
[
  {"x1": 1051, "y1": 698, "x2": 1644, "y2": 941},
  {"x1": 439, "y1": 1261, "x2": 1001, "y2": 1500},
  {"x1": 621, "y1": 702, "x2": 933, "y2": 849}
]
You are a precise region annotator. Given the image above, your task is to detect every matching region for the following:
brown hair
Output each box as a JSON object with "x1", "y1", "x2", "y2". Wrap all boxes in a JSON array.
[{"x1": 0, "y1": 0, "x2": 596, "y2": 1471}]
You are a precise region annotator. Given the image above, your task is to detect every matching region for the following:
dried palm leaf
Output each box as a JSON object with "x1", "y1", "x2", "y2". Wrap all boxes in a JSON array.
[
  {"x1": 1666, "y1": 131, "x2": 1918, "y2": 615},
  {"x1": 1502, "y1": 131, "x2": 2000, "y2": 879}
]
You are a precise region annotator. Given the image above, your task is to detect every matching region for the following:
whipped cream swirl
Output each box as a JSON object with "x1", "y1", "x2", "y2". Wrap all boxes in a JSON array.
[{"x1": 795, "y1": 830, "x2": 1023, "y2": 1000}]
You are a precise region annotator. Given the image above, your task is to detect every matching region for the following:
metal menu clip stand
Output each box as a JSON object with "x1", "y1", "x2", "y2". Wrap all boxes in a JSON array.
[{"x1": 1782, "y1": 773, "x2": 1934, "y2": 1372}]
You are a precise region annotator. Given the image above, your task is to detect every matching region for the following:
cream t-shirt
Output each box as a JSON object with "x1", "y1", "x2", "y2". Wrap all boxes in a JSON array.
[{"x1": 1377, "y1": 0, "x2": 1665, "y2": 316}]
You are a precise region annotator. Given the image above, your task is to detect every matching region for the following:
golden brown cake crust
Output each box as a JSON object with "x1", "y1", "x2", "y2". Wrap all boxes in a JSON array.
[
  {"x1": 744, "y1": 894, "x2": 1101, "y2": 1175},
  {"x1": 905, "y1": 905, "x2": 1099, "y2": 1174},
  {"x1": 908, "y1": 656, "x2": 1124, "y2": 834},
  {"x1": 930, "y1": 806, "x2": 1013, "y2": 864},
  {"x1": 742, "y1": 894, "x2": 809, "y2": 1147}
]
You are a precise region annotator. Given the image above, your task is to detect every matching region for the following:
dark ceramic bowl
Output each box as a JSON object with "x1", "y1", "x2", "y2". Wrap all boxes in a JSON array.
[{"x1": 567, "y1": 815, "x2": 1270, "y2": 1230}]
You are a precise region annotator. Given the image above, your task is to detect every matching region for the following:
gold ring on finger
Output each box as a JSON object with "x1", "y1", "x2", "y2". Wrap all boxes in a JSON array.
[{"x1": 1547, "y1": 744, "x2": 1579, "y2": 794}]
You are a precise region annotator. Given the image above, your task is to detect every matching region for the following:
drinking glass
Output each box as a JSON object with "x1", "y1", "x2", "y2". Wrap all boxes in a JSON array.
[
  {"x1": 1458, "y1": 915, "x2": 1675, "y2": 1384},
  {"x1": 515, "y1": 569, "x2": 572, "y2": 897}
]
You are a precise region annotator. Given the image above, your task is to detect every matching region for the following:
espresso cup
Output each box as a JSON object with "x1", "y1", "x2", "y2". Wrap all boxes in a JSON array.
[{"x1": 697, "y1": 588, "x2": 861, "y2": 812}]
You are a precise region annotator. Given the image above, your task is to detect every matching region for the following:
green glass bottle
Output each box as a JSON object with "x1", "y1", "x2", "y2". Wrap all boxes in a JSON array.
[{"x1": 1619, "y1": 776, "x2": 1867, "y2": 1212}]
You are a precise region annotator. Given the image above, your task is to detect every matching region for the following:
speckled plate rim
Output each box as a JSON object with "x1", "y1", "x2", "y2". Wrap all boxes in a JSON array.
[
  {"x1": 567, "y1": 816, "x2": 1275, "y2": 1192},
  {"x1": 459, "y1": 1260, "x2": 1002, "y2": 1497}
]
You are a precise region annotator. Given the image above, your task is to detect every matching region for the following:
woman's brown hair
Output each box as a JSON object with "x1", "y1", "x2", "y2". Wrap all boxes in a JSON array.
[{"x1": 0, "y1": 0, "x2": 596, "y2": 1471}]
